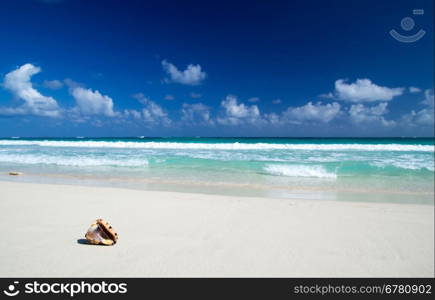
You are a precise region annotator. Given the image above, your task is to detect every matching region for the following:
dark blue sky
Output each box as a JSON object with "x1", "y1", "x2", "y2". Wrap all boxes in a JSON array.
[{"x1": 0, "y1": 0, "x2": 433, "y2": 137}]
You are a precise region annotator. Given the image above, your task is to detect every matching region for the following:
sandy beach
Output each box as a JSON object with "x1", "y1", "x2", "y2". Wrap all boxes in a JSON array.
[{"x1": 0, "y1": 180, "x2": 433, "y2": 277}]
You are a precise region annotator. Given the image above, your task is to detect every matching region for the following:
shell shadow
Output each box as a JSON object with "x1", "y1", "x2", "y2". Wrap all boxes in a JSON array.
[{"x1": 77, "y1": 238, "x2": 92, "y2": 245}]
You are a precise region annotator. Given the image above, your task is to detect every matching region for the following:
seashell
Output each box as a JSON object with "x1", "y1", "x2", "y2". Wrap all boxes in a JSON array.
[
  {"x1": 85, "y1": 218, "x2": 118, "y2": 246},
  {"x1": 8, "y1": 172, "x2": 23, "y2": 176}
]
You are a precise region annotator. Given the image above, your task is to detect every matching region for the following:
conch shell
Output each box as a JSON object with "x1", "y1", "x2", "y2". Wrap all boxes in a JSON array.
[{"x1": 85, "y1": 219, "x2": 118, "y2": 246}]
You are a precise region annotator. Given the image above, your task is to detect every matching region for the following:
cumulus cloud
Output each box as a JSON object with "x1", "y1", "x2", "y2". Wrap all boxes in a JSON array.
[
  {"x1": 123, "y1": 109, "x2": 142, "y2": 120},
  {"x1": 0, "y1": 63, "x2": 61, "y2": 117},
  {"x1": 334, "y1": 79, "x2": 404, "y2": 102},
  {"x1": 421, "y1": 89, "x2": 434, "y2": 108},
  {"x1": 349, "y1": 102, "x2": 395, "y2": 127},
  {"x1": 181, "y1": 103, "x2": 213, "y2": 125},
  {"x1": 263, "y1": 112, "x2": 282, "y2": 125},
  {"x1": 215, "y1": 96, "x2": 341, "y2": 127},
  {"x1": 217, "y1": 95, "x2": 261, "y2": 125},
  {"x1": 220, "y1": 95, "x2": 260, "y2": 118},
  {"x1": 70, "y1": 87, "x2": 116, "y2": 117},
  {"x1": 162, "y1": 60, "x2": 206, "y2": 85},
  {"x1": 401, "y1": 89, "x2": 434, "y2": 127},
  {"x1": 282, "y1": 101, "x2": 341, "y2": 124},
  {"x1": 132, "y1": 93, "x2": 171, "y2": 126},
  {"x1": 402, "y1": 109, "x2": 434, "y2": 127},
  {"x1": 43, "y1": 79, "x2": 64, "y2": 90}
]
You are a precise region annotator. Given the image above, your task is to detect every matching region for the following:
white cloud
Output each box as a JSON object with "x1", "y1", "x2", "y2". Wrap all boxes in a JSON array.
[
  {"x1": 409, "y1": 86, "x2": 422, "y2": 93},
  {"x1": 43, "y1": 79, "x2": 63, "y2": 90},
  {"x1": 401, "y1": 89, "x2": 434, "y2": 127},
  {"x1": 63, "y1": 78, "x2": 82, "y2": 89},
  {"x1": 349, "y1": 102, "x2": 395, "y2": 127},
  {"x1": 421, "y1": 89, "x2": 434, "y2": 108},
  {"x1": 217, "y1": 95, "x2": 261, "y2": 125},
  {"x1": 216, "y1": 97, "x2": 340, "y2": 127},
  {"x1": 70, "y1": 87, "x2": 116, "y2": 117},
  {"x1": 181, "y1": 103, "x2": 213, "y2": 125},
  {"x1": 272, "y1": 99, "x2": 282, "y2": 104},
  {"x1": 133, "y1": 93, "x2": 150, "y2": 106},
  {"x1": 162, "y1": 60, "x2": 206, "y2": 85},
  {"x1": 334, "y1": 79, "x2": 404, "y2": 102},
  {"x1": 132, "y1": 93, "x2": 171, "y2": 126},
  {"x1": 264, "y1": 112, "x2": 281, "y2": 125},
  {"x1": 319, "y1": 92, "x2": 334, "y2": 99},
  {"x1": 282, "y1": 101, "x2": 341, "y2": 124},
  {"x1": 123, "y1": 109, "x2": 142, "y2": 120},
  {"x1": 1, "y1": 63, "x2": 61, "y2": 117},
  {"x1": 164, "y1": 94, "x2": 175, "y2": 100},
  {"x1": 402, "y1": 109, "x2": 434, "y2": 127},
  {"x1": 221, "y1": 95, "x2": 260, "y2": 118}
]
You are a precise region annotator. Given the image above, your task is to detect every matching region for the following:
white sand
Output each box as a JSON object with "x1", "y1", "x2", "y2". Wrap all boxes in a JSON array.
[{"x1": 0, "y1": 181, "x2": 433, "y2": 277}]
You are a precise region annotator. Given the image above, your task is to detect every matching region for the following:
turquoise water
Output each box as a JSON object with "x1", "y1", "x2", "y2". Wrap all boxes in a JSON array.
[{"x1": 0, "y1": 137, "x2": 433, "y2": 203}]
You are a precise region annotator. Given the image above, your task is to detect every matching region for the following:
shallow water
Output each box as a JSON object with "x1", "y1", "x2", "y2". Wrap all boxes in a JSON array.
[{"x1": 0, "y1": 137, "x2": 433, "y2": 204}]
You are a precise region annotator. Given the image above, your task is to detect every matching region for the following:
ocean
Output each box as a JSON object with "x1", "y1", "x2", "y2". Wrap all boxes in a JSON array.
[{"x1": 0, "y1": 137, "x2": 433, "y2": 204}]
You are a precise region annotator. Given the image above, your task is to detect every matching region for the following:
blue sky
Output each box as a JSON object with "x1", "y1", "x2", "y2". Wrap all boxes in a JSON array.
[{"x1": 0, "y1": 0, "x2": 433, "y2": 137}]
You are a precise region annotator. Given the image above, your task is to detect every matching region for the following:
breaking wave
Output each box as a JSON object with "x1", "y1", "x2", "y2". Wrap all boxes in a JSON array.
[
  {"x1": 0, "y1": 140, "x2": 433, "y2": 152},
  {"x1": 264, "y1": 164, "x2": 337, "y2": 179}
]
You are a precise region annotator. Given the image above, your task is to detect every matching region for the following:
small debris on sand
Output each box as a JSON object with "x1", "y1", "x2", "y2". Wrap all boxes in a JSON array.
[{"x1": 8, "y1": 172, "x2": 23, "y2": 176}]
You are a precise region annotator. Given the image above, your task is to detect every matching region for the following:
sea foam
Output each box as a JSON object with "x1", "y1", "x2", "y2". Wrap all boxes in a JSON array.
[
  {"x1": 264, "y1": 164, "x2": 337, "y2": 179},
  {"x1": 0, "y1": 154, "x2": 149, "y2": 167}
]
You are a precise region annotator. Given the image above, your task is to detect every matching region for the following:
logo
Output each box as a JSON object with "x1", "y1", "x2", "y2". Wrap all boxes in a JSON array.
[
  {"x1": 3, "y1": 281, "x2": 19, "y2": 297},
  {"x1": 389, "y1": 9, "x2": 426, "y2": 43}
]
